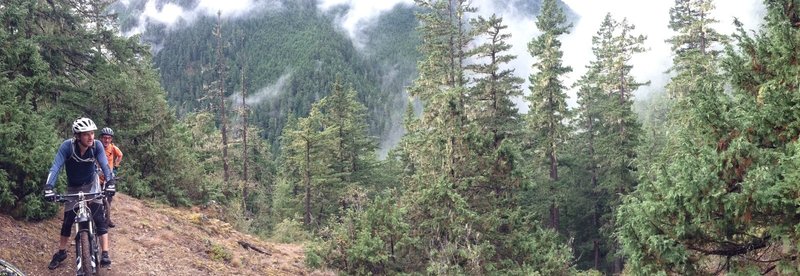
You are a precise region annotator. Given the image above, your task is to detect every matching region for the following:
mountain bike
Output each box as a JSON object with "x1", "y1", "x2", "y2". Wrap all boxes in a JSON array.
[
  {"x1": 0, "y1": 259, "x2": 25, "y2": 276},
  {"x1": 55, "y1": 191, "x2": 106, "y2": 276}
]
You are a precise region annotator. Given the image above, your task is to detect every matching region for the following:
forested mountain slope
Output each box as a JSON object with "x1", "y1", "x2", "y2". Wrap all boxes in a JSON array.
[{"x1": 112, "y1": 0, "x2": 421, "y2": 153}]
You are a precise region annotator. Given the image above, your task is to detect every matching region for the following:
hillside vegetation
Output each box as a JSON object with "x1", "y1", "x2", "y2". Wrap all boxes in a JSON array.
[{"x1": 0, "y1": 194, "x2": 310, "y2": 275}]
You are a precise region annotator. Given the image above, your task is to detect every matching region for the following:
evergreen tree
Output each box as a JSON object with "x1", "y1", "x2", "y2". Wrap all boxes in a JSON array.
[
  {"x1": 572, "y1": 20, "x2": 610, "y2": 270},
  {"x1": 273, "y1": 81, "x2": 377, "y2": 230},
  {"x1": 524, "y1": 0, "x2": 573, "y2": 230},
  {"x1": 314, "y1": 79, "x2": 378, "y2": 189},
  {"x1": 398, "y1": 0, "x2": 484, "y2": 273},
  {"x1": 618, "y1": 1, "x2": 800, "y2": 274},
  {"x1": 239, "y1": 54, "x2": 250, "y2": 216},
  {"x1": 394, "y1": 1, "x2": 575, "y2": 273},
  {"x1": 0, "y1": 21, "x2": 59, "y2": 219},
  {"x1": 288, "y1": 107, "x2": 337, "y2": 228},
  {"x1": 666, "y1": 0, "x2": 726, "y2": 99},
  {"x1": 465, "y1": 14, "x2": 526, "y2": 214},
  {"x1": 213, "y1": 11, "x2": 232, "y2": 186},
  {"x1": 571, "y1": 13, "x2": 647, "y2": 272},
  {"x1": 467, "y1": 14, "x2": 525, "y2": 185},
  {"x1": 307, "y1": 190, "x2": 412, "y2": 275}
]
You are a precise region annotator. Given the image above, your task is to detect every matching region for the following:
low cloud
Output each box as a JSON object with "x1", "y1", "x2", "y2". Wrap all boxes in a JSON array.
[
  {"x1": 560, "y1": 0, "x2": 766, "y2": 105},
  {"x1": 123, "y1": 0, "x2": 768, "y2": 107},
  {"x1": 122, "y1": 0, "x2": 283, "y2": 36},
  {"x1": 229, "y1": 71, "x2": 293, "y2": 108},
  {"x1": 318, "y1": 0, "x2": 415, "y2": 48}
]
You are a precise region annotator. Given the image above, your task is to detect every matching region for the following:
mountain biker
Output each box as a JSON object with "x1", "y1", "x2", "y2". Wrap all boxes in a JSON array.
[
  {"x1": 99, "y1": 127, "x2": 122, "y2": 176},
  {"x1": 43, "y1": 117, "x2": 116, "y2": 270},
  {"x1": 98, "y1": 127, "x2": 123, "y2": 227}
]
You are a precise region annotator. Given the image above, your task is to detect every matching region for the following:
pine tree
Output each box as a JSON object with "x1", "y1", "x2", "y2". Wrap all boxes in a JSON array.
[
  {"x1": 618, "y1": 1, "x2": 800, "y2": 274},
  {"x1": 273, "y1": 80, "x2": 377, "y2": 230},
  {"x1": 573, "y1": 18, "x2": 611, "y2": 269},
  {"x1": 406, "y1": 0, "x2": 475, "y2": 180},
  {"x1": 465, "y1": 14, "x2": 525, "y2": 212},
  {"x1": 467, "y1": 14, "x2": 525, "y2": 174},
  {"x1": 571, "y1": 13, "x2": 647, "y2": 272},
  {"x1": 666, "y1": 0, "x2": 726, "y2": 99},
  {"x1": 0, "y1": 21, "x2": 60, "y2": 219},
  {"x1": 240, "y1": 56, "x2": 250, "y2": 216},
  {"x1": 395, "y1": 0, "x2": 576, "y2": 273},
  {"x1": 524, "y1": 0, "x2": 572, "y2": 230},
  {"x1": 315, "y1": 79, "x2": 377, "y2": 188},
  {"x1": 288, "y1": 107, "x2": 336, "y2": 228},
  {"x1": 402, "y1": 0, "x2": 501, "y2": 272},
  {"x1": 600, "y1": 15, "x2": 647, "y2": 274}
]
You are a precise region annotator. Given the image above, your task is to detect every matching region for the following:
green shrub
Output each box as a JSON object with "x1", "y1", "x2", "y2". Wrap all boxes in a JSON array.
[{"x1": 208, "y1": 243, "x2": 232, "y2": 262}]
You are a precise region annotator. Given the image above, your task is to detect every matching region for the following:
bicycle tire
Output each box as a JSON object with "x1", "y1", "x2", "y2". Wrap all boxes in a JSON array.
[
  {"x1": 93, "y1": 233, "x2": 104, "y2": 276},
  {"x1": 77, "y1": 231, "x2": 99, "y2": 276},
  {"x1": 103, "y1": 197, "x2": 111, "y2": 226},
  {"x1": 0, "y1": 259, "x2": 25, "y2": 276}
]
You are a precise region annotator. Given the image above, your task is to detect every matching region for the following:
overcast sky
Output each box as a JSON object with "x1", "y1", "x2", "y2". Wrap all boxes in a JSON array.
[{"x1": 127, "y1": 0, "x2": 767, "y2": 110}]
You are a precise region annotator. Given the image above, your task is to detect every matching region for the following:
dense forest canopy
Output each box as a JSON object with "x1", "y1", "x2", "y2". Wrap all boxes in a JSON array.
[
  {"x1": 1, "y1": 0, "x2": 798, "y2": 274},
  {"x1": 110, "y1": 0, "x2": 422, "y2": 155}
]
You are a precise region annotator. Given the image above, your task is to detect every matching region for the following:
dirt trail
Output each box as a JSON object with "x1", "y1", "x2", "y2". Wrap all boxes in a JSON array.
[{"x1": 0, "y1": 194, "x2": 309, "y2": 275}]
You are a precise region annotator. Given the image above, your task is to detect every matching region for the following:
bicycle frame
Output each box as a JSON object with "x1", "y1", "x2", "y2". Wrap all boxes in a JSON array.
[{"x1": 56, "y1": 191, "x2": 105, "y2": 276}]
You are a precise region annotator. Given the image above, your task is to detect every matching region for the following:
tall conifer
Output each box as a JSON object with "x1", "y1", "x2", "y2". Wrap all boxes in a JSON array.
[
  {"x1": 524, "y1": 0, "x2": 572, "y2": 230},
  {"x1": 618, "y1": 1, "x2": 800, "y2": 274}
]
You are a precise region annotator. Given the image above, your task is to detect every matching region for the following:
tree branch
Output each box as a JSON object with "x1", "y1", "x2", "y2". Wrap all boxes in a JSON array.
[{"x1": 687, "y1": 236, "x2": 770, "y2": 257}]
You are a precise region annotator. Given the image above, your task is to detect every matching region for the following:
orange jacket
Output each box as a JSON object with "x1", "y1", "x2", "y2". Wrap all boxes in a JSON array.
[
  {"x1": 105, "y1": 143, "x2": 123, "y2": 168},
  {"x1": 100, "y1": 143, "x2": 123, "y2": 184}
]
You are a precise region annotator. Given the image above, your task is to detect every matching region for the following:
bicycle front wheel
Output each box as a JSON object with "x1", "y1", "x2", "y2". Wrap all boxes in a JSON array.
[
  {"x1": 77, "y1": 231, "x2": 102, "y2": 276},
  {"x1": 0, "y1": 258, "x2": 25, "y2": 276}
]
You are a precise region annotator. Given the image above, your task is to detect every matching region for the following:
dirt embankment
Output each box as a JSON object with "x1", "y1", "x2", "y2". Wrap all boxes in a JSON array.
[{"x1": 0, "y1": 194, "x2": 310, "y2": 276}]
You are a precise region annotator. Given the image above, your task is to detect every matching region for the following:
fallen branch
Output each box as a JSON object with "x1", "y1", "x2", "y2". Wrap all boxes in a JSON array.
[{"x1": 238, "y1": 240, "x2": 271, "y2": 255}]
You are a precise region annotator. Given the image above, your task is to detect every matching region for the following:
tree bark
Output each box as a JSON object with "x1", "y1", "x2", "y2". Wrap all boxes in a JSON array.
[
  {"x1": 241, "y1": 62, "x2": 248, "y2": 216},
  {"x1": 303, "y1": 138, "x2": 312, "y2": 226},
  {"x1": 215, "y1": 11, "x2": 231, "y2": 185}
]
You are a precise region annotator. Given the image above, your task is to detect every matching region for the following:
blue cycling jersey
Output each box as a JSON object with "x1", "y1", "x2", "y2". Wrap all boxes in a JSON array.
[{"x1": 45, "y1": 139, "x2": 113, "y2": 190}]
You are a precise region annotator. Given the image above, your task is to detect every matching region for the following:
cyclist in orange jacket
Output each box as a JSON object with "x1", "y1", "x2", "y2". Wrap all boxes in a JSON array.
[
  {"x1": 99, "y1": 127, "x2": 122, "y2": 227},
  {"x1": 99, "y1": 127, "x2": 123, "y2": 175}
]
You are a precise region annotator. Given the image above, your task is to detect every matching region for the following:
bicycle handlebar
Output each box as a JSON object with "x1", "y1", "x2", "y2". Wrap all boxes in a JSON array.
[{"x1": 55, "y1": 191, "x2": 106, "y2": 203}]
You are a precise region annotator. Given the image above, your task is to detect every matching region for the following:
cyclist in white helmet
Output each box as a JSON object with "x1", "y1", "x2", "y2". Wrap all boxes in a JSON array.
[{"x1": 43, "y1": 117, "x2": 115, "y2": 270}]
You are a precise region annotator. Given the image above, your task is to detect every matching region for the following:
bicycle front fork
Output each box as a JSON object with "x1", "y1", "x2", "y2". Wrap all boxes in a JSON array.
[{"x1": 74, "y1": 226, "x2": 99, "y2": 274}]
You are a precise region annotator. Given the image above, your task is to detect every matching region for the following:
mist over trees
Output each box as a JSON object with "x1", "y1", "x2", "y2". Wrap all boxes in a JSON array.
[{"x1": 1, "y1": 0, "x2": 798, "y2": 274}]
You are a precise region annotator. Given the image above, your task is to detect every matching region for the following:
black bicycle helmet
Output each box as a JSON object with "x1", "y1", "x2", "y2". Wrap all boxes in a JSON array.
[{"x1": 101, "y1": 127, "x2": 114, "y2": 137}]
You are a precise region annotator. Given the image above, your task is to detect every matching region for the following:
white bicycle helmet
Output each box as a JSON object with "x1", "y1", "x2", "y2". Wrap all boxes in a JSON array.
[{"x1": 72, "y1": 117, "x2": 97, "y2": 134}]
